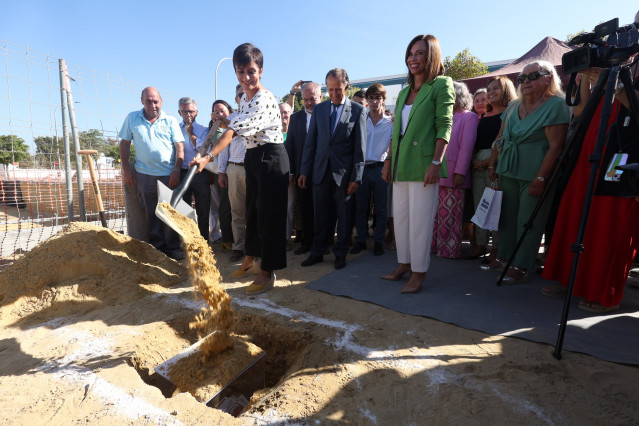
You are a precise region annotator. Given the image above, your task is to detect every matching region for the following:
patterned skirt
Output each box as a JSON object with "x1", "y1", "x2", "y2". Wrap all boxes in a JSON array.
[{"x1": 431, "y1": 186, "x2": 465, "y2": 258}]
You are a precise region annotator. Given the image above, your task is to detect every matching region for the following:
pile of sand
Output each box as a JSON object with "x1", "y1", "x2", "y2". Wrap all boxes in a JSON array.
[{"x1": 0, "y1": 222, "x2": 187, "y2": 326}]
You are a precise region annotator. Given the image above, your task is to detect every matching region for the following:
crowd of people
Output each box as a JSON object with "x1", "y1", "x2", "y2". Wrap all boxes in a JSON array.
[{"x1": 119, "y1": 22, "x2": 639, "y2": 309}]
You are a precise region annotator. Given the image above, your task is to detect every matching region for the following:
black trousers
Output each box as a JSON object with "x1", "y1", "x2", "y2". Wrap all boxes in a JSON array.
[
  {"x1": 213, "y1": 173, "x2": 233, "y2": 243},
  {"x1": 311, "y1": 168, "x2": 353, "y2": 258},
  {"x1": 181, "y1": 168, "x2": 211, "y2": 240},
  {"x1": 296, "y1": 184, "x2": 314, "y2": 249},
  {"x1": 244, "y1": 143, "x2": 290, "y2": 270}
]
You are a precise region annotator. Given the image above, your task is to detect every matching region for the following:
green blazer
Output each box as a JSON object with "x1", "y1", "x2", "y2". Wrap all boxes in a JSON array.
[{"x1": 391, "y1": 75, "x2": 455, "y2": 181}]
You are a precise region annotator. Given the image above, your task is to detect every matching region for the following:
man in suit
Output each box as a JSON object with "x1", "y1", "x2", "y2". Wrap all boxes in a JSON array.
[
  {"x1": 299, "y1": 68, "x2": 367, "y2": 269},
  {"x1": 286, "y1": 81, "x2": 322, "y2": 255}
]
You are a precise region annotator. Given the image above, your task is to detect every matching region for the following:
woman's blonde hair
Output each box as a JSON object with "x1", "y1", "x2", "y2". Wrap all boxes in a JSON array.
[
  {"x1": 486, "y1": 76, "x2": 517, "y2": 111},
  {"x1": 516, "y1": 60, "x2": 564, "y2": 100}
]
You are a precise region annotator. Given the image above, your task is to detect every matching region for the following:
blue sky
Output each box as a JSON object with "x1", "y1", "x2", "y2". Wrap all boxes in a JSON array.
[{"x1": 1, "y1": 0, "x2": 637, "y2": 150}]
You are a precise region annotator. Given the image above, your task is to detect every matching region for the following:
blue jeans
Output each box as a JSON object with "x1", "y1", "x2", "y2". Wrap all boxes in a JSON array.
[{"x1": 355, "y1": 164, "x2": 388, "y2": 244}]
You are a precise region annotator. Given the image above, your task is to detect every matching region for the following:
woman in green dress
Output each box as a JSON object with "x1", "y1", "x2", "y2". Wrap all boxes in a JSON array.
[{"x1": 483, "y1": 60, "x2": 569, "y2": 283}]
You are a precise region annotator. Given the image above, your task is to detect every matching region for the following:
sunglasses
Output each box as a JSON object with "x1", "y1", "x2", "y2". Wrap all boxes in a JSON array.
[{"x1": 518, "y1": 71, "x2": 549, "y2": 84}]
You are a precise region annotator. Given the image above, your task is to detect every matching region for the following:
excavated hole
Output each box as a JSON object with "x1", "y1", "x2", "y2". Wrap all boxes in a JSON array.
[{"x1": 129, "y1": 310, "x2": 314, "y2": 410}]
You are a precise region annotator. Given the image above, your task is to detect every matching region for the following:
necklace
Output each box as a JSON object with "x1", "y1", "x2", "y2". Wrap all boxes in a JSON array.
[
  {"x1": 410, "y1": 84, "x2": 422, "y2": 93},
  {"x1": 522, "y1": 94, "x2": 545, "y2": 118}
]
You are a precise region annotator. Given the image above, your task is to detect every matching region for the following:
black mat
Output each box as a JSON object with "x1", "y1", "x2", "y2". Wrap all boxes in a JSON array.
[{"x1": 306, "y1": 251, "x2": 639, "y2": 365}]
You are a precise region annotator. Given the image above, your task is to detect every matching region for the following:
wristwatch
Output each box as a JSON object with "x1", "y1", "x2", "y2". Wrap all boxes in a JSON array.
[
  {"x1": 432, "y1": 160, "x2": 442, "y2": 166},
  {"x1": 290, "y1": 90, "x2": 296, "y2": 96}
]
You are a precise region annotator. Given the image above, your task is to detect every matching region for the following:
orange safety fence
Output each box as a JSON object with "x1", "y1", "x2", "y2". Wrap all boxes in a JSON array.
[{"x1": 0, "y1": 167, "x2": 126, "y2": 269}]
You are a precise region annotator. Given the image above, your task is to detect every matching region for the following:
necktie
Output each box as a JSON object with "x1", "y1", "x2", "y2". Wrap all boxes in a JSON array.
[{"x1": 330, "y1": 104, "x2": 339, "y2": 135}]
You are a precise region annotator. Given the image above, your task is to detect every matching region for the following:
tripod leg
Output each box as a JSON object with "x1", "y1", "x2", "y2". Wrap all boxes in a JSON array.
[{"x1": 553, "y1": 66, "x2": 620, "y2": 360}]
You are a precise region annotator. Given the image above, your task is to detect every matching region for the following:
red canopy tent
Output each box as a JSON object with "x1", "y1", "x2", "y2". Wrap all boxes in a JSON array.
[{"x1": 462, "y1": 37, "x2": 577, "y2": 93}]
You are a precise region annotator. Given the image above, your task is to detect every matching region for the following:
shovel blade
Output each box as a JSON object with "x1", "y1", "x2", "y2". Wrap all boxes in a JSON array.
[{"x1": 156, "y1": 180, "x2": 197, "y2": 238}]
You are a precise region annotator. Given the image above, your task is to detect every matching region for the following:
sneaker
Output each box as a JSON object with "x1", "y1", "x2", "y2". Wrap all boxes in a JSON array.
[{"x1": 245, "y1": 273, "x2": 275, "y2": 295}]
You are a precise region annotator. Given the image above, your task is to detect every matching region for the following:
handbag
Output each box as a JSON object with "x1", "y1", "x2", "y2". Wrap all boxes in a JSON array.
[
  {"x1": 471, "y1": 185, "x2": 503, "y2": 231},
  {"x1": 491, "y1": 102, "x2": 517, "y2": 153}
]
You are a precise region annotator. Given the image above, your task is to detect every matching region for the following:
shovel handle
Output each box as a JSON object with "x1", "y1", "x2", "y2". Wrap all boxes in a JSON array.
[{"x1": 169, "y1": 164, "x2": 198, "y2": 207}]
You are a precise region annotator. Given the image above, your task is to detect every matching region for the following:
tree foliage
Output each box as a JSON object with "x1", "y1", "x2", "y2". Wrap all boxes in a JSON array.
[
  {"x1": 444, "y1": 48, "x2": 488, "y2": 81},
  {"x1": 565, "y1": 29, "x2": 587, "y2": 44},
  {"x1": 282, "y1": 85, "x2": 364, "y2": 110},
  {"x1": 0, "y1": 135, "x2": 31, "y2": 165},
  {"x1": 33, "y1": 129, "x2": 125, "y2": 168}
]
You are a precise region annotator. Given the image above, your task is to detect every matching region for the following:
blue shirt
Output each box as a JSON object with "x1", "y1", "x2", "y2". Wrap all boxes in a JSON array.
[
  {"x1": 179, "y1": 120, "x2": 210, "y2": 169},
  {"x1": 118, "y1": 109, "x2": 185, "y2": 176}
]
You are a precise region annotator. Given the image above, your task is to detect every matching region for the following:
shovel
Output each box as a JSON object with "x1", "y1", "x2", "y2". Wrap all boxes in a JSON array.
[{"x1": 156, "y1": 122, "x2": 221, "y2": 237}]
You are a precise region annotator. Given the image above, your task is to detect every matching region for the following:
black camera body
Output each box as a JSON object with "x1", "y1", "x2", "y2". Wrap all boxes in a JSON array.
[{"x1": 562, "y1": 18, "x2": 639, "y2": 74}]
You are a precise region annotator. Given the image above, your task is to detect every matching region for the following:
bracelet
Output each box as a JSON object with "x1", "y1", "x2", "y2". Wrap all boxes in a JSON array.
[
  {"x1": 384, "y1": 158, "x2": 391, "y2": 162},
  {"x1": 290, "y1": 90, "x2": 296, "y2": 96},
  {"x1": 172, "y1": 169, "x2": 180, "y2": 173}
]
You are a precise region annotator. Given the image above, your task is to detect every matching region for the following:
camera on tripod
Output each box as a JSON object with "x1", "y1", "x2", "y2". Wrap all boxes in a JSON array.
[{"x1": 562, "y1": 18, "x2": 639, "y2": 74}]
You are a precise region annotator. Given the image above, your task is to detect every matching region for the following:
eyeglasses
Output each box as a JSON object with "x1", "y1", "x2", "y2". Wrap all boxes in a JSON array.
[
  {"x1": 517, "y1": 71, "x2": 549, "y2": 84},
  {"x1": 179, "y1": 110, "x2": 197, "y2": 115},
  {"x1": 366, "y1": 96, "x2": 384, "y2": 102}
]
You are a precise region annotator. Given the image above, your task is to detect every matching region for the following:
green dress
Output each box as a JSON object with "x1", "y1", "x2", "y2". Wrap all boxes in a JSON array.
[{"x1": 496, "y1": 96, "x2": 570, "y2": 180}]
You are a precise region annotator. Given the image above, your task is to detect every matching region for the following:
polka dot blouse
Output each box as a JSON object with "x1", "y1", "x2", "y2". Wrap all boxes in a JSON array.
[{"x1": 229, "y1": 89, "x2": 284, "y2": 149}]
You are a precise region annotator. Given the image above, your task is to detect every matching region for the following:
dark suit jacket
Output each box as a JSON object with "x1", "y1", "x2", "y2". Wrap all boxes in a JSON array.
[
  {"x1": 300, "y1": 98, "x2": 367, "y2": 186},
  {"x1": 286, "y1": 109, "x2": 309, "y2": 178}
]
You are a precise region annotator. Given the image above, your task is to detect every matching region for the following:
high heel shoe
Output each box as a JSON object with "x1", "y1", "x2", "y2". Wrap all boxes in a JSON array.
[
  {"x1": 381, "y1": 264, "x2": 410, "y2": 281},
  {"x1": 400, "y1": 272, "x2": 425, "y2": 294}
]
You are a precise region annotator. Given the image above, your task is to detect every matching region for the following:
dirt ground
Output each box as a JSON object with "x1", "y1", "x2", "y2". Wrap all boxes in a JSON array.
[{"x1": 1, "y1": 223, "x2": 638, "y2": 425}]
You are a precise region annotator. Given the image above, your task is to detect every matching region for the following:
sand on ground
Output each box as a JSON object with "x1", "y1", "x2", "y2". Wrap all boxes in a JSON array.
[{"x1": 0, "y1": 222, "x2": 638, "y2": 425}]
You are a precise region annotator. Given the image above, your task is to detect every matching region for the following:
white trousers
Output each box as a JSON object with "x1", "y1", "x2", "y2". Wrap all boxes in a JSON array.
[{"x1": 392, "y1": 181, "x2": 439, "y2": 273}]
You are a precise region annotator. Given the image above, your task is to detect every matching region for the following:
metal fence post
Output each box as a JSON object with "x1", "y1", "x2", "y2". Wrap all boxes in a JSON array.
[
  {"x1": 61, "y1": 59, "x2": 86, "y2": 221},
  {"x1": 58, "y1": 59, "x2": 74, "y2": 222}
]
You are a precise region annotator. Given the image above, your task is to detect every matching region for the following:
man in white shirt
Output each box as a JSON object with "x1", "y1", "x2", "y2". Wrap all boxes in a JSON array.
[
  {"x1": 351, "y1": 83, "x2": 392, "y2": 256},
  {"x1": 285, "y1": 81, "x2": 322, "y2": 255},
  {"x1": 217, "y1": 85, "x2": 248, "y2": 262}
]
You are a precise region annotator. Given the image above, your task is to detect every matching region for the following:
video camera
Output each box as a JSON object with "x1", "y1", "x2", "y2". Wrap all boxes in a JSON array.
[{"x1": 562, "y1": 18, "x2": 639, "y2": 74}]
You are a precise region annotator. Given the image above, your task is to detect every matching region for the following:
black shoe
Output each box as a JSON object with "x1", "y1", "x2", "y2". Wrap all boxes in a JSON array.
[
  {"x1": 334, "y1": 256, "x2": 346, "y2": 269},
  {"x1": 294, "y1": 246, "x2": 311, "y2": 255},
  {"x1": 230, "y1": 250, "x2": 243, "y2": 262},
  {"x1": 301, "y1": 254, "x2": 323, "y2": 267},
  {"x1": 349, "y1": 241, "x2": 366, "y2": 254},
  {"x1": 374, "y1": 242, "x2": 384, "y2": 256},
  {"x1": 167, "y1": 249, "x2": 185, "y2": 261}
]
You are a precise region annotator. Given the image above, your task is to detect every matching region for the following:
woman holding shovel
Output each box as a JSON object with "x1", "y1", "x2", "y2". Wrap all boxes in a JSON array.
[{"x1": 191, "y1": 43, "x2": 289, "y2": 295}]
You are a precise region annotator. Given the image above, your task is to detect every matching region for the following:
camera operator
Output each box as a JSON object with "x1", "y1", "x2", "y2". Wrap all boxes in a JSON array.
[{"x1": 542, "y1": 51, "x2": 639, "y2": 313}]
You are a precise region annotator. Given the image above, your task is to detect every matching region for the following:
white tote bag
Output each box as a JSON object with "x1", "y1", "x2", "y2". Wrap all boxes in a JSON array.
[{"x1": 471, "y1": 187, "x2": 503, "y2": 231}]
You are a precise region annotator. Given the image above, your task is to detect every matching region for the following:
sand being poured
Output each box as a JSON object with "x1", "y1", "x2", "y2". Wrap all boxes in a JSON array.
[{"x1": 157, "y1": 202, "x2": 234, "y2": 358}]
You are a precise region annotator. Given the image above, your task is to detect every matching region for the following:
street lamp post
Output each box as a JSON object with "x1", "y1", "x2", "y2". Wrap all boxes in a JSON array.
[{"x1": 215, "y1": 57, "x2": 232, "y2": 100}]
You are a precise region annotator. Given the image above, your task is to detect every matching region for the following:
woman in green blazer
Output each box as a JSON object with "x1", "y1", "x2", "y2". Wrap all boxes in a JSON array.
[{"x1": 381, "y1": 34, "x2": 455, "y2": 294}]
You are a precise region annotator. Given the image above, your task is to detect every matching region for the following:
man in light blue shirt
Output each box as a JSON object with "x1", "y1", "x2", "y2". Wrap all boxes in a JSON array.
[
  {"x1": 119, "y1": 87, "x2": 185, "y2": 260},
  {"x1": 351, "y1": 83, "x2": 392, "y2": 256},
  {"x1": 178, "y1": 97, "x2": 211, "y2": 241}
]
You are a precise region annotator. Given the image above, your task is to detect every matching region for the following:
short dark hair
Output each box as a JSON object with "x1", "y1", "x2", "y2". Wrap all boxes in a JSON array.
[
  {"x1": 353, "y1": 90, "x2": 366, "y2": 99},
  {"x1": 212, "y1": 99, "x2": 233, "y2": 114},
  {"x1": 365, "y1": 83, "x2": 386, "y2": 99},
  {"x1": 233, "y1": 43, "x2": 263, "y2": 70},
  {"x1": 325, "y1": 68, "x2": 350, "y2": 89}
]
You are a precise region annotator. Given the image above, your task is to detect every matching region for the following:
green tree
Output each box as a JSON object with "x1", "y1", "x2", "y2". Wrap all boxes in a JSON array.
[
  {"x1": 0, "y1": 135, "x2": 31, "y2": 165},
  {"x1": 565, "y1": 29, "x2": 587, "y2": 44},
  {"x1": 282, "y1": 92, "x2": 304, "y2": 112},
  {"x1": 33, "y1": 129, "x2": 124, "y2": 168},
  {"x1": 443, "y1": 48, "x2": 488, "y2": 81}
]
